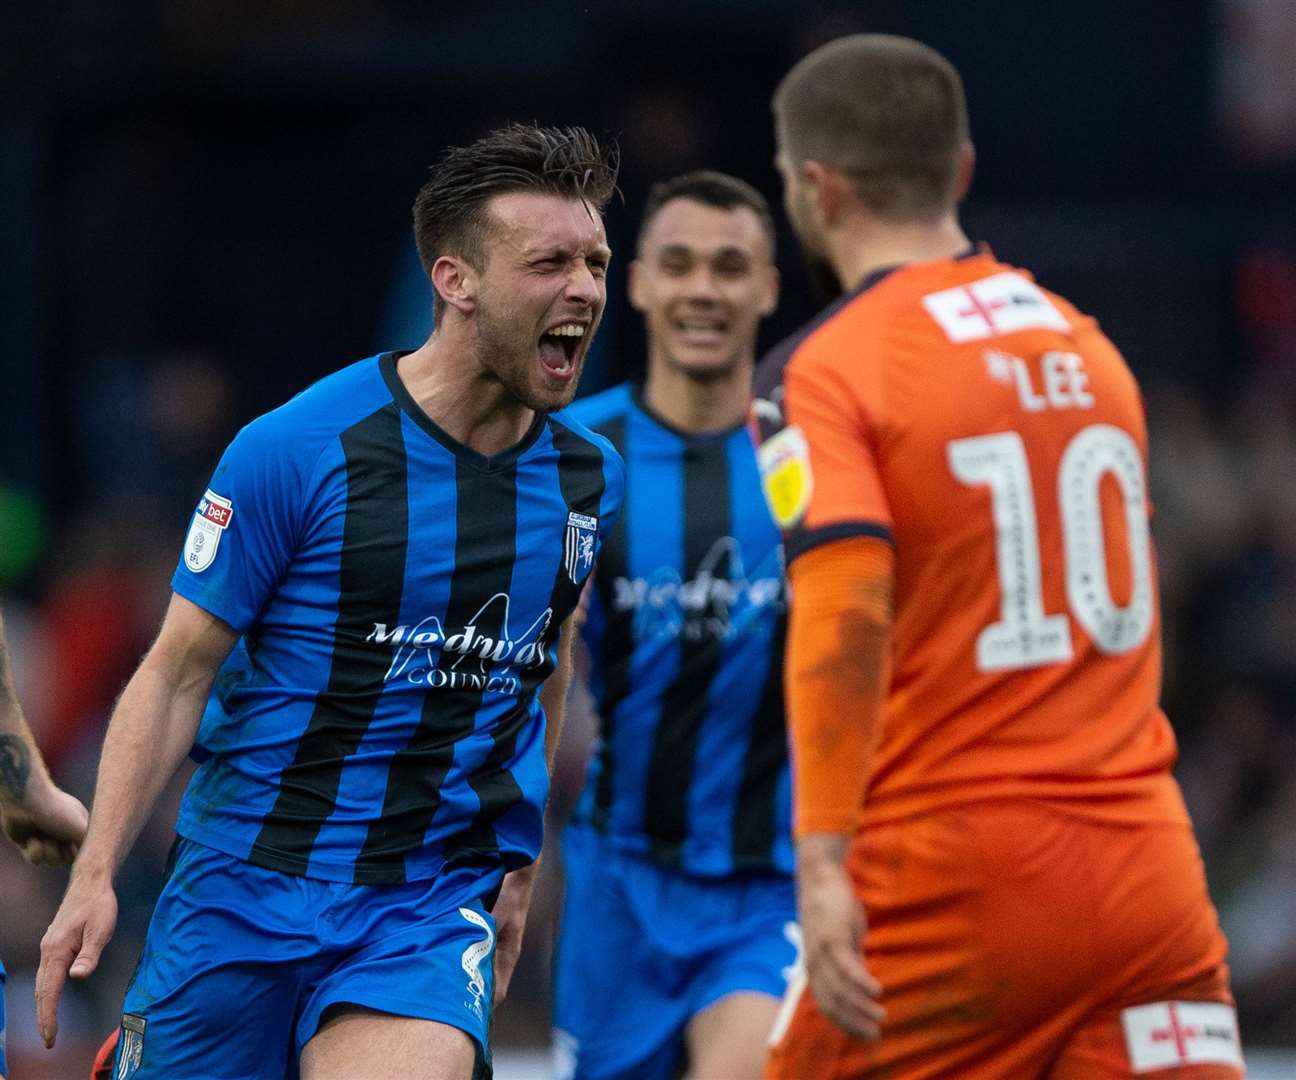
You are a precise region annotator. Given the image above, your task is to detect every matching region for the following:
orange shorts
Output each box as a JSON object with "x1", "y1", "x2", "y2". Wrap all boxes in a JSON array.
[{"x1": 766, "y1": 801, "x2": 1242, "y2": 1079}]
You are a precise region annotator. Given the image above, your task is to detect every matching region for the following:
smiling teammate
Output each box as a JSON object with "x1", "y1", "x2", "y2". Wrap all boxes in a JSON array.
[
  {"x1": 756, "y1": 35, "x2": 1242, "y2": 1079},
  {"x1": 37, "y1": 123, "x2": 624, "y2": 1080},
  {"x1": 553, "y1": 171, "x2": 793, "y2": 1080}
]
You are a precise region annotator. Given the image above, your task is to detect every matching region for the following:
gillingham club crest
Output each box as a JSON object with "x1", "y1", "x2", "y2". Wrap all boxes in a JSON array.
[
  {"x1": 116, "y1": 1013, "x2": 146, "y2": 1079},
  {"x1": 183, "y1": 489, "x2": 233, "y2": 573},
  {"x1": 564, "y1": 511, "x2": 598, "y2": 584}
]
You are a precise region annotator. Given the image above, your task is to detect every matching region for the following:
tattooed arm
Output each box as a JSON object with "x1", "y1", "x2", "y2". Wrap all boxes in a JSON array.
[{"x1": 0, "y1": 610, "x2": 89, "y2": 866}]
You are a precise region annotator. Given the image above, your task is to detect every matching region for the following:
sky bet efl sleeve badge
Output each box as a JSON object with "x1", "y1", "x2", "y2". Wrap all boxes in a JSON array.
[
  {"x1": 564, "y1": 511, "x2": 598, "y2": 584},
  {"x1": 184, "y1": 490, "x2": 234, "y2": 573},
  {"x1": 757, "y1": 425, "x2": 813, "y2": 529}
]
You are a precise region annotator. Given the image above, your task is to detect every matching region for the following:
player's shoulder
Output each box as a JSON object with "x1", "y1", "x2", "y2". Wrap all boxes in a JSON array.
[
  {"x1": 547, "y1": 405, "x2": 626, "y2": 473},
  {"x1": 761, "y1": 249, "x2": 1093, "y2": 383},
  {"x1": 546, "y1": 406, "x2": 627, "y2": 512},
  {"x1": 218, "y1": 354, "x2": 395, "y2": 488},
  {"x1": 909, "y1": 251, "x2": 1100, "y2": 344},
  {"x1": 562, "y1": 382, "x2": 636, "y2": 434},
  {"x1": 753, "y1": 267, "x2": 913, "y2": 436},
  {"x1": 241, "y1": 353, "x2": 394, "y2": 444},
  {"x1": 263, "y1": 353, "x2": 397, "y2": 433},
  {"x1": 810, "y1": 249, "x2": 1005, "y2": 351},
  {"x1": 755, "y1": 284, "x2": 869, "y2": 403}
]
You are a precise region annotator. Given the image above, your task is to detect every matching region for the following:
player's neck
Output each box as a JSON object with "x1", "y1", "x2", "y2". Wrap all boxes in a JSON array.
[
  {"x1": 830, "y1": 212, "x2": 971, "y2": 292},
  {"x1": 642, "y1": 356, "x2": 753, "y2": 436},
  {"x1": 396, "y1": 335, "x2": 536, "y2": 457}
]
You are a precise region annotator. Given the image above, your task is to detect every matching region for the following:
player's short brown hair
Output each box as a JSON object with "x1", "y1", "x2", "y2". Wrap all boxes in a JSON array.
[
  {"x1": 637, "y1": 170, "x2": 776, "y2": 259},
  {"x1": 773, "y1": 34, "x2": 968, "y2": 222},
  {"x1": 413, "y1": 123, "x2": 620, "y2": 319}
]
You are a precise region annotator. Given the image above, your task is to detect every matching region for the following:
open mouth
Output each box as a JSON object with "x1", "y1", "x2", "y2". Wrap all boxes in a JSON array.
[{"x1": 538, "y1": 322, "x2": 585, "y2": 379}]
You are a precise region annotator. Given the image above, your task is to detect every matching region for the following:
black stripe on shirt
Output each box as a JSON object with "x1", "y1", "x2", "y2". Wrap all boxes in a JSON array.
[
  {"x1": 587, "y1": 415, "x2": 629, "y2": 830},
  {"x1": 730, "y1": 617, "x2": 788, "y2": 870},
  {"x1": 249, "y1": 403, "x2": 409, "y2": 875},
  {"x1": 440, "y1": 418, "x2": 607, "y2": 867},
  {"x1": 354, "y1": 459, "x2": 519, "y2": 884},
  {"x1": 643, "y1": 437, "x2": 730, "y2": 863}
]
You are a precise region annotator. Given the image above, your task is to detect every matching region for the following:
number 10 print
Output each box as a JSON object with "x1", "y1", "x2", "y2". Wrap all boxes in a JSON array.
[{"x1": 948, "y1": 424, "x2": 1154, "y2": 674}]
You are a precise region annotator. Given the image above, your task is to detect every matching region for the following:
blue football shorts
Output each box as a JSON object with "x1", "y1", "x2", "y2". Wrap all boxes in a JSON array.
[
  {"x1": 110, "y1": 836, "x2": 502, "y2": 1080},
  {"x1": 552, "y1": 823, "x2": 799, "y2": 1080}
]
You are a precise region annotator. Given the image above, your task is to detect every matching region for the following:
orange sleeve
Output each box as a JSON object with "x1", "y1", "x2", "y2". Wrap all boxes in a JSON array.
[
  {"x1": 777, "y1": 353, "x2": 893, "y2": 562},
  {"x1": 785, "y1": 534, "x2": 895, "y2": 837}
]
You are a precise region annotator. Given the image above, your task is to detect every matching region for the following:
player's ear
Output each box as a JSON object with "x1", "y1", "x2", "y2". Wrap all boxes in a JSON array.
[
  {"x1": 431, "y1": 255, "x2": 478, "y2": 317},
  {"x1": 759, "y1": 264, "x2": 780, "y2": 318},
  {"x1": 803, "y1": 160, "x2": 848, "y2": 228},
  {"x1": 627, "y1": 259, "x2": 649, "y2": 313},
  {"x1": 953, "y1": 140, "x2": 976, "y2": 203}
]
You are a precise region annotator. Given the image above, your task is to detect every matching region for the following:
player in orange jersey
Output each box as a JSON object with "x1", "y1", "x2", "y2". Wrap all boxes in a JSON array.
[{"x1": 753, "y1": 34, "x2": 1244, "y2": 1079}]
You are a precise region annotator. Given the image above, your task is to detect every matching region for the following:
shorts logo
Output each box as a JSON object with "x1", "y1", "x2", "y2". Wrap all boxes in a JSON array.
[
  {"x1": 922, "y1": 271, "x2": 1071, "y2": 343},
  {"x1": 564, "y1": 511, "x2": 598, "y2": 584},
  {"x1": 768, "y1": 922, "x2": 805, "y2": 1048},
  {"x1": 551, "y1": 1028, "x2": 580, "y2": 1080},
  {"x1": 757, "y1": 425, "x2": 813, "y2": 529},
  {"x1": 116, "y1": 1013, "x2": 147, "y2": 1080},
  {"x1": 1120, "y1": 1001, "x2": 1243, "y2": 1073},
  {"x1": 458, "y1": 907, "x2": 495, "y2": 1024},
  {"x1": 183, "y1": 490, "x2": 233, "y2": 574}
]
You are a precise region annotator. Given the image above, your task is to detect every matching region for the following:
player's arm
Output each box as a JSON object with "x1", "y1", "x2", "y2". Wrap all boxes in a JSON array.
[
  {"x1": 36, "y1": 592, "x2": 238, "y2": 1049},
  {"x1": 491, "y1": 611, "x2": 578, "y2": 1008},
  {"x1": 539, "y1": 609, "x2": 578, "y2": 769},
  {"x1": 0, "y1": 611, "x2": 89, "y2": 866},
  {"x1": 778, "y1": 357, "x2": 893, "y2": 1041},
  {"x1": 786, "y1": 536, "x2": 893, "y2": 1040}
]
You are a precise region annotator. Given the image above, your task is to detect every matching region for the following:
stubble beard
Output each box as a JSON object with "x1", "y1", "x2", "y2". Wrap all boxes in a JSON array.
[
  {"x1": 473, "y1": 302, "x2": 580, "y2": 415},
  {"x1": 788, "y1": 188, "x2": 843, "y2": 304}
]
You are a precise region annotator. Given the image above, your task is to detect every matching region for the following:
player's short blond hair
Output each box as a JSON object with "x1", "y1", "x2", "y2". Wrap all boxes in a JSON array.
[{"x1": 773, "y1": 34, "x2": 968, "y2": 223}]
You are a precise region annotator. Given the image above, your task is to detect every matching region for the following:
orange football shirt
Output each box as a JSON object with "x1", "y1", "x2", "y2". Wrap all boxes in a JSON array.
[{"x1": 753, "y1": 249, "x2": 1188, "y2": 829}]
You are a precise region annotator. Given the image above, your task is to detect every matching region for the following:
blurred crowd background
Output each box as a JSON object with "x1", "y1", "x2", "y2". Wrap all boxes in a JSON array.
[{"x1": 1, "y1": 1, "x2": 1294, "y2": 1075}]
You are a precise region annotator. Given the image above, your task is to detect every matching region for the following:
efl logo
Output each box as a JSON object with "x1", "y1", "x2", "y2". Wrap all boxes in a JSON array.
[{"x1": 184, "y1": 490, "x2": 234, "y2": 574}]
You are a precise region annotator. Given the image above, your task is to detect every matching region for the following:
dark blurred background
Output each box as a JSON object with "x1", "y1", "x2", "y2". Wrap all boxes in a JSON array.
[{"x1": 1, "y1": 1, "x2": 1294, "y2": 1076}]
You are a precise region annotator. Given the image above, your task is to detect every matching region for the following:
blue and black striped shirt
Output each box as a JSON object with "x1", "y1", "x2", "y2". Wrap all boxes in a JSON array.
[
  {"x1": 172, "y1": 352, "x2": 624, "y2": 885},
  {"x1": 568, "y1": 383, "x2": 792, "y2": 877}
]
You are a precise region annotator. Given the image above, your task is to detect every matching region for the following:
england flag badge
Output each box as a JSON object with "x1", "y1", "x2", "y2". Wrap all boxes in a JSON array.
[{"x1": 564, "y1": 511, "x2": 598, "y2": 584}]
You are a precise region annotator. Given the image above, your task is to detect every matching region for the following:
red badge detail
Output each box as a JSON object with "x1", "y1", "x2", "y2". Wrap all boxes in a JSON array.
[{"x1": 203, "y1": 498, "x2": 233, "y2": 529}]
